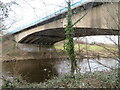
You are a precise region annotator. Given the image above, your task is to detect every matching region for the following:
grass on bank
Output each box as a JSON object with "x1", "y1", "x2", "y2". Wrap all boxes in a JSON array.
[
  {"x1": 55, "y1": 43, "x2": 117, "y2": 52},
  {"x1": 2, "y1": 69, "x2": 119, "y2": 88}
]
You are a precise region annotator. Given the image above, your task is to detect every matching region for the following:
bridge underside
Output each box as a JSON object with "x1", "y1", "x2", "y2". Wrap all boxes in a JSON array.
[{"x1": 19, "y1": 28, "x2": 119, "y2": 45}]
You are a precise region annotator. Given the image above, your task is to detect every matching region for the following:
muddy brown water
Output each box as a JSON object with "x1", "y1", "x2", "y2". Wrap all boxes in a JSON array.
[{"x1": 0, "y1": 58, "x2": 118, "y2": 83}]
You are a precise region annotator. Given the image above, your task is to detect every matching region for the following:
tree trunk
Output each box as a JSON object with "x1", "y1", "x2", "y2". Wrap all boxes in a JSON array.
[{"x1": 65, "y1": 0, "x2": 77, "y2": 75}]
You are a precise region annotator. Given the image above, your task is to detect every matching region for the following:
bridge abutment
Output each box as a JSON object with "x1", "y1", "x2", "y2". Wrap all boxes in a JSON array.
[{"x1": 1, "y1": 35, "x2": 58, "y2": 61}]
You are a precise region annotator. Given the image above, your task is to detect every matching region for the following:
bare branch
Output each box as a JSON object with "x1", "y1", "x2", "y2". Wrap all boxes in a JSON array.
[{"x1": 94, "y1": 59, "x2": 114, "y2": 70}]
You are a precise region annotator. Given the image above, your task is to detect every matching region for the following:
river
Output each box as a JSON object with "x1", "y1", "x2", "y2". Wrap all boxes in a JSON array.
[{"x1": 0, "y1": 58, "x2": 118, "y2": 84}]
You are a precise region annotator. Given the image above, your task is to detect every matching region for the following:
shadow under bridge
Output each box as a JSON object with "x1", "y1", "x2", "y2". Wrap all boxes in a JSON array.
[{"x1": 19, "y1": 27, "x2": 119, "y2": 45}]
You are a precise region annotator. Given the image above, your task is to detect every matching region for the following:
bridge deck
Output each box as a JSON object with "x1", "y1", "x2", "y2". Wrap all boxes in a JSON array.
[
  {"x1": 11, "y1": 0, "x2": 103, "y2": 34},
  {"x1": 14, "y1": 1, "x2": 119, "y2": 44}
]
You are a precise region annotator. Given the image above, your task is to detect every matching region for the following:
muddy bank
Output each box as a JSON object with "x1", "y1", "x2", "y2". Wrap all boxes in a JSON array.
[
  {"x1": 1, "y1": 34, "x2": 118, "y2": 62},
  {"x1": 1, "y1": 46, "x2": 117, "y2": 62},
  {"x1": 1, "y1": 52, "x2": 58, "y2": 62}
]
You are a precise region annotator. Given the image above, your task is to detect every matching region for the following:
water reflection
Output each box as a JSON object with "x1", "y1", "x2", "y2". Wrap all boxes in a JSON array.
[
  {"x1": 2, "y1": 59, "x2": 58, "y2": 83},
  {"x1": 1, "y1": 58, "x2": 118, "y2": 83}
]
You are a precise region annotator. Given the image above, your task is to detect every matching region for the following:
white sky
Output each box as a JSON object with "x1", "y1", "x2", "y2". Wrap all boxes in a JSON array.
[
  {"x1": 80, "y1": 35, "x2": 118, "y2": 44},
  {"x1": 2, "y1": 0, "x2": 82, "y2": 31},
  {"x1": 1, "y1": 0, "x2": 118, "y2": 44}
]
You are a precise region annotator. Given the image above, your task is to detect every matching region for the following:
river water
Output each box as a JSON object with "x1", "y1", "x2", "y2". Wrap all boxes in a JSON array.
[{"x1": 0, "y1": 58, "x2": 118, "y2": 84}]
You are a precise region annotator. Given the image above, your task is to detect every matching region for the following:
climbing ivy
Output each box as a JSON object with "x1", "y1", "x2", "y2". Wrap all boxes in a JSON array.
[{"x1": 65, "y1": 0, "x2": 77, "y2": 74}]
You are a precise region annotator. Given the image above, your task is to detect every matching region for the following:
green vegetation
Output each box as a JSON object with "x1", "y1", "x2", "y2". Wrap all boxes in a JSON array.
[
  {"x1": 2, "y1": 69, "x2": 119, "y2": 88},
  {"x1": 65, "y1": 0, "x2": 77, "y2": 74},
  {"x1": 43, "y1": 70, "x2": 118, "y2": 88},
  {"x1": 55, "y1": 43, "x2": 117, "y2": 52},
  {"x1": 55, "y1": 43, "x2": 118, "y2": 58}
]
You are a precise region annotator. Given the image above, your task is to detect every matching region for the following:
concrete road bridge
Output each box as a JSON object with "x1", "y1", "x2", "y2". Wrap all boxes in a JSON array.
[{"x1": 13, "y1": 1, "x2": 120, "y2": 45}]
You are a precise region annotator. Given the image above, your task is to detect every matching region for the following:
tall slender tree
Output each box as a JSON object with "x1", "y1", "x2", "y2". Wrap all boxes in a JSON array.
[{"x1": 65, "y1": 0, "x2": 77, "y2": 74}]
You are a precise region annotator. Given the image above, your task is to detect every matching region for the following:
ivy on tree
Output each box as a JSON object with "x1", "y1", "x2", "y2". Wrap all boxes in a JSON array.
[{"x1": 65, "y1": 0, "x2": 77, "y2": 75}]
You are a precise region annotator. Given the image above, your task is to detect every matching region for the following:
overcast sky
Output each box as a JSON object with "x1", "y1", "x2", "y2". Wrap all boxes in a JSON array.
[
  {"x1": 2, "y1": 0, "x2": 83, "y2": 31},
  {"x1": 1, "y1": 0, "x2": 118, "y2": 44}
]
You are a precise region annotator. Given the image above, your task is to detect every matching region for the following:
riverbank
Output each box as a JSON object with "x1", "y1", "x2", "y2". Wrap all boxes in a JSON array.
[
  {"x1": 1, "y1": 69, "x2": 119, "y2": 88},
  {"x1": 0, "y1": 35, "x2": 118, "y2": 61},
  {"x1": 1, "y1": 35, "x2": 60, "y2": 61},
  {"x1": 55, "y1": 43, "x2": 118, "y2": 59}
]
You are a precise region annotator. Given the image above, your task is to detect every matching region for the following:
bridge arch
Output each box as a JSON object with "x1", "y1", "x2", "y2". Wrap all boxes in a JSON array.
[
  {"x1": 18, "y1": 27, "x2": 119, "y2": 45},
  {"x1": 14, "y1": 2, "x2": 119, "y2": 45}
]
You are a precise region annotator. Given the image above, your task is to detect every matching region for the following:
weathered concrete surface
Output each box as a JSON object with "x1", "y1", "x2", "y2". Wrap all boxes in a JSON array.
[
  {"x1": 1, "y1": 35, "x2": 58, "y2": 61},
  {"x1": 14, "y1": 2, "x2": 119, "y2": 44}
]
